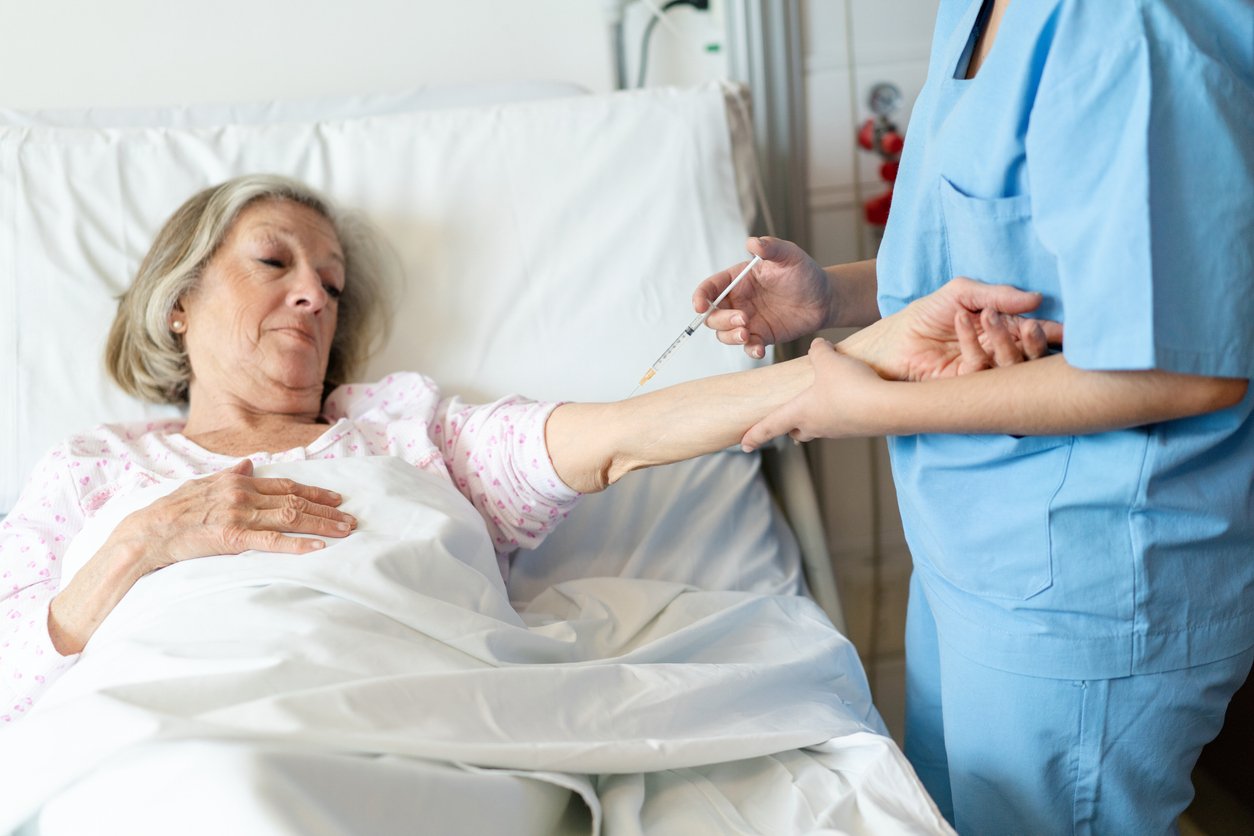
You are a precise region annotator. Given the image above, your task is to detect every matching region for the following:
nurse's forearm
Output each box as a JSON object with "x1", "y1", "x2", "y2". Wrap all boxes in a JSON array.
[
  {"x1": 859, "y1": 354, "x2": 1247, "y2": 436},
  {"x1": 825, "y1": 259, "x2": 881, "y2": 328},
  {"x1": 545, "y1": 358, "x2": 813, "y2": 493}
]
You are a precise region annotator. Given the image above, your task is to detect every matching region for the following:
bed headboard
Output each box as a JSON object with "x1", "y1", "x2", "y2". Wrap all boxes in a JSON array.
[{"x1": 0, "y1": 82, "x2": 760, "y2": 510}]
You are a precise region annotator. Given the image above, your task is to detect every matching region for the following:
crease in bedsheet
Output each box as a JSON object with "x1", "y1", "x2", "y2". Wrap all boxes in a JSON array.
[{"x1": 0, "y1": 457, "x2": 908, "y2": 833}]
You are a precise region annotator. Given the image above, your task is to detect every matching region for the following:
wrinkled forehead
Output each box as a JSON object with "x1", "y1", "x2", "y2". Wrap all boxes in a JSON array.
[{"x1": 225, "y1": 198, "x2": 343, "y2": 259}]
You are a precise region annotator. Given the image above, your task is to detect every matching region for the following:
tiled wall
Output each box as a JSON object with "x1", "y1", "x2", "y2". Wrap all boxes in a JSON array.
[{"x1": 800, "y1": 0, "x2": 940, "y2": 743}]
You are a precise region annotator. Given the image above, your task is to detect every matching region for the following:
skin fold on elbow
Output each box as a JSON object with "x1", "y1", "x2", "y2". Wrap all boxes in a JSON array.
[{"x1": 544, "y1": 403, "x2": 622, "y2": 495}]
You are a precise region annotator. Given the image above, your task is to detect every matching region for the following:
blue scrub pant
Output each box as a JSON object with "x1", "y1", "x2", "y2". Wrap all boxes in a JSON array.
[{"x1": 903, "y1": 572, "x2": 1254, "y2": 836}]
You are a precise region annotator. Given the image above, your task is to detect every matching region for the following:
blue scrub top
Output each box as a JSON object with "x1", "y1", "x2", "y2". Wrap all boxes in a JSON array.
[{"x1": 877, "y1": 0, "x2": 1254, "y2": 678}]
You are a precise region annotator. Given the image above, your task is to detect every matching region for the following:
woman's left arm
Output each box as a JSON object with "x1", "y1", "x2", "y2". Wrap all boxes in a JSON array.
[
  {"x1": 545, "y1": 358, "x2": 814, "y2": 494},
  {"x1": 545, "y1": 277, "x2": 1062, "y2": 494}
]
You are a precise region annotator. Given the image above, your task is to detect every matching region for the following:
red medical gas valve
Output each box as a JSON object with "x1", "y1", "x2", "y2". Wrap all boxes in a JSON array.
[
  {"x1": 856, "y1": 118, "x2": 904, "y2": 158},
  {"x1": 864, "y1": 191, "x2": 893, "y2": 227},
  {"x1": 859, "y1": 82, "x2": 905, "y2": 229},
  {"x1": 857, "y1": 118, "x2": 877, "y2": 151}
]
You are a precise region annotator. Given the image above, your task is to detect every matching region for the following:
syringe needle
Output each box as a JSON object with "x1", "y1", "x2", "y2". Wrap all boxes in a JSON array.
[
  {"x1": 628, "y1": 253, "x2": 763, "y2": 397},
  {"x1": 628, "y1": 368, "x2": 656, "y2": 398}
]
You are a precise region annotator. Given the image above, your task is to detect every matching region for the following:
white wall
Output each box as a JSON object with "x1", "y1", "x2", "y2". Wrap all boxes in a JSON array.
[
  {"x1": 0, "y1": 0, "x2": 725, "y2": 109},
  {"x1": 804, "y1": 0, "x2": 937, "y2": 266}
]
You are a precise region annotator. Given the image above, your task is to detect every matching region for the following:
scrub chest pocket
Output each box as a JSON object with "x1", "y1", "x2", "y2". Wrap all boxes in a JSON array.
[{"x1": 937, "y1": 176, "x2": 1062, "y2": 322}]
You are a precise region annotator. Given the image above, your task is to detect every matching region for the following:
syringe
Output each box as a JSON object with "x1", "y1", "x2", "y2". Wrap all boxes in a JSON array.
[{"x1": 630, "y1": 254, "x2": 762, "y2": 396}]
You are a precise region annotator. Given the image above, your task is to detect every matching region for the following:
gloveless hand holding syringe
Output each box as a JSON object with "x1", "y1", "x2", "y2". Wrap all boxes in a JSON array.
[{"x1": 629, "y1": 254, "x2": 762, "y2": 397}]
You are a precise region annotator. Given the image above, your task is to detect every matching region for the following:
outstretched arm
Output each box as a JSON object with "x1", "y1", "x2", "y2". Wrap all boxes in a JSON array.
[
  {"x1": 547, "y1": 273, "x2": 1066, "y2": 494},
  {"x1": 545, "y1": 358, "x2": 814, "y2": 494}
]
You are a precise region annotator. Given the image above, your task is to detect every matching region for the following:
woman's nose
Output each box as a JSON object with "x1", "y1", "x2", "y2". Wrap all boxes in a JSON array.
[{"x1": 287, "y1": 265, "x2": 329, "y2": 311}]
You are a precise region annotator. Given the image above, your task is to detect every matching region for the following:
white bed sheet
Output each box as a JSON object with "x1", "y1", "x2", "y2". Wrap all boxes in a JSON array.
[{"x1": 1, "y1": 458, "x2": 949, "y2": 835}]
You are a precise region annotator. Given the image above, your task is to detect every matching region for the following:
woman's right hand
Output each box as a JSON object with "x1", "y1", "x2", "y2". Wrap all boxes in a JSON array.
[
  {"x1": 692, "y1": 237, "x2": 833, "y2": 359},
  {"x1": 48, "y1": 460, "x2": 355, "y2": 655},
  {"x1": 117, "y1": 459, "x2": 356, "y2": 574}
]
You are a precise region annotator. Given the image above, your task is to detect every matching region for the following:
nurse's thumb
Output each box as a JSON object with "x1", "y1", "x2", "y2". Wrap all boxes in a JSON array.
[
  {"x1": 748, "y1": 235, "x2": 792, "y2": 264},
  {"x1": 954, "y1": 276, "x2": 1046, "y2": 314}
]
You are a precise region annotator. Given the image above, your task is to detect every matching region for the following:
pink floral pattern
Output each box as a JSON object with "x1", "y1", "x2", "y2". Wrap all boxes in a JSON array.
[{"x1": 0, "y1": 373, "x2": 578, "y2": 724}]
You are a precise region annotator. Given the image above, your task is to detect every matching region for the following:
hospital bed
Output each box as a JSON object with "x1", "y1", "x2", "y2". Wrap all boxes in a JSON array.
[{"x1": 0, "y1": 82, "x2": 950, "y2": 834}]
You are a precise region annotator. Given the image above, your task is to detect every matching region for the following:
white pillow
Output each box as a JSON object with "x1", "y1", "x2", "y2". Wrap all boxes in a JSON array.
[{"x1": 0, "y1": 82, "x2": 799, "y2": 598}]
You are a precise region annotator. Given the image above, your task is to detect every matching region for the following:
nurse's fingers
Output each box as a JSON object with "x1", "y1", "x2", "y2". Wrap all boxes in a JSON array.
[
  {"x1": 1018, "y1": 318, "x2": 1050, "y2": 359},
  {"x1": 711, "y1": 322, "x2": 768, "y2": 359},
  {"x1": 693, "y1": 251, "x2": 760, "y2": 315},
  {"x1": 955, "y1": 310, "x2": 992, "y2": 373},
  {"x1": 981, "y1": 309, "x2": 1022, "y2": 367},
  {"x1": 743, "y1": 336, "x2": 843, "y2": 449},
  {"x1": 693, "y1": 273, "x2": 733, "y2": 315},
  {"x1": 1036, "y1": 318, "x2": 1064, "y2": 346},
  {"x1": 695, "y1": 237, "x2": 798, "y2": 312},
  {"x1": 949, "y1": 276, "x2": 1046, "y2": 316},
  {"x1": 706, "y1": 308, "x2": 747, "y2": 335},
  {"x1": 746, "y1": 235, "x2": 796, "y2": 263},
  {"x1": 697, "y1": 299, "x2": 742, "y2": 330},
  {"x1": 741, "y1": 399, "x2": 802, "y2": 452}
]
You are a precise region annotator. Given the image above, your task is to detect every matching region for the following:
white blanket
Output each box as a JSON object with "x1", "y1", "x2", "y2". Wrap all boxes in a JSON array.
[{"x1": 1, "y1": 458, "x2": 950, "y2": 834}]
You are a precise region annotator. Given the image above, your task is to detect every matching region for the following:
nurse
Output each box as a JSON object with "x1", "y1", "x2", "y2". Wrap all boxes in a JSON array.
[{"x1": 693, "y1": 0, "x2": 1253, "y2": 833}]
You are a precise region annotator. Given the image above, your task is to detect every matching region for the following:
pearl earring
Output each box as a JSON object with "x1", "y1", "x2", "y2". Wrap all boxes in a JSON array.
[{"x1": 171, "y1": 320, "x2": 185, "y2": 333}]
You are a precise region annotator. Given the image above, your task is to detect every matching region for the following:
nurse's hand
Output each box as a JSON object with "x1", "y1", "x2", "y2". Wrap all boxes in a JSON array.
[
  {"x1": 740, "y1": 338, "x2": 884, "y2": 449},
  {"x1": 692, "y1": 237, "x2": 831, "y2": 359},
  {"x1": 844, "y1": 277, "x2": 1063, "y2": 382}
]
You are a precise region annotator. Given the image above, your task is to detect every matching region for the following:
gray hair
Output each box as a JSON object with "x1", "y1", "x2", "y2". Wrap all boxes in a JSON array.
[{"x1": 106, "y1": 174, "x2": 395, "y2": 405}]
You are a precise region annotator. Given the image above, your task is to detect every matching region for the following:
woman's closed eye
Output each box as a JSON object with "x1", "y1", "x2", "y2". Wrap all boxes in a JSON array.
[{"x1": 256, "y1": 253, "x2": 341, "y2": 298}]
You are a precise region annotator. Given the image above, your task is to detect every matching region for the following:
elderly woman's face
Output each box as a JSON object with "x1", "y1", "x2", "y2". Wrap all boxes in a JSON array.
[{"x1": 178, "y1": 199, "x2": 344, "y2": 409}]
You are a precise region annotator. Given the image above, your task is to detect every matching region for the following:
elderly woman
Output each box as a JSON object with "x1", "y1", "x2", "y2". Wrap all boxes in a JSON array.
[{"x1": 0, "y1": 174, "x2": 1050, "y2": 723}]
